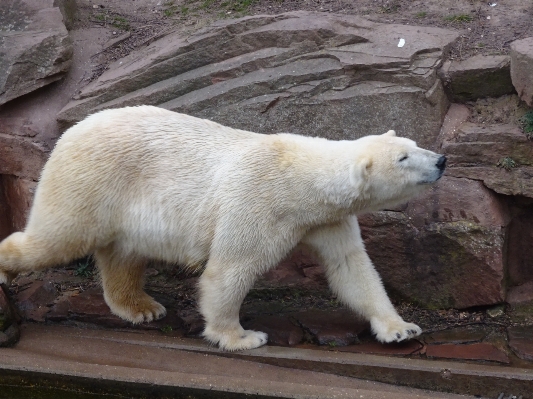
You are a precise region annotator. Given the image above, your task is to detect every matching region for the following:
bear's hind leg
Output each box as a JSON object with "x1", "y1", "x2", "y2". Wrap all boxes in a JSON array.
[
  {"x1": 95, "y1": 244, "x2": 166, "y2": 324},
  {"x1": 0, "y1": 232, "x2": 88, "y2": 285},
  {"x1": 199, "y1": 260, "x2": 267, "y2": 351}
]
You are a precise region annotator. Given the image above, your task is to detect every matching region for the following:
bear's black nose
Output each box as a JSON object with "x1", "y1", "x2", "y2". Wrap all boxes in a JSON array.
[{"x1": 436, "y1": 155, "x2": 447, "y2": 171}]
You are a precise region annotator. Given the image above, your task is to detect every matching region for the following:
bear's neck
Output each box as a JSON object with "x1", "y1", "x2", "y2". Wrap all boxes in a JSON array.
[{"x1": 272, "y1": 134, "x2": 372, "y2": 220}]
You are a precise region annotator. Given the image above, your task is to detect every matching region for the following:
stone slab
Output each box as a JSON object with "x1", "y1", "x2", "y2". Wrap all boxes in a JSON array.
[
  {"x1": 508, "y1": 326, "x2": 533, "y2": 362},
  {"x1": 337, "y1": 340, "x2": 423, "y2": 356},
  {"x1": 0, "y1": 0, "x2": 73, "y2": 105},
  {"x1": 57, "y1": 11, "x2": 458, "y2": 148},
  {"x1": 439, "y1": 55, "x2": 514, "y2": 102},
  {"x1": 360, "y1": 175, "x2": 508, "y2": 309},
  {"x1": 0, "y1": 324, "x2": 478, "y2": 399},
  {"x1": 426, "y1": 343, "x2": 510, "y2": 364},
  {"x1": 507, "y1": 281, "x2": 533, "y2": 305},
  {"x1": 442, "y1": 122, "x2": 533, "y2": 198},
  {"x1": 510, "y1": 37, "x2": 533, "y2": 107}
]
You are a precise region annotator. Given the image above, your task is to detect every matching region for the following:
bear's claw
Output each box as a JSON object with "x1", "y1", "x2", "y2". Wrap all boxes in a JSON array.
[{"x1": 106, "y1": 295, "x2": 167, "y2": 324}]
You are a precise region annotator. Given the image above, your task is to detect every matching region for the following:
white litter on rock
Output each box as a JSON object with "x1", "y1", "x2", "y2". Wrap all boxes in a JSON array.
[
  {"x1": 490, "y1": 2, "x2": 497, "y2": 6},
  {"x1": 398, "y1": 38, "x2": 405, "y2": 47}
]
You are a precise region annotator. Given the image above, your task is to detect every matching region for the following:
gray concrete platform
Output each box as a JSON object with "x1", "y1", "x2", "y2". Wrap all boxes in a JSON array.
[{"x1": 0, "y1": 324, "x2": 486, "y2": 399}]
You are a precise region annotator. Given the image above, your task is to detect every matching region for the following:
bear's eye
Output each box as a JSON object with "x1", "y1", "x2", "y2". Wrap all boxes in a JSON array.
[{"x1": 399, "y1": 155, "x2": 408, "y2": 162}]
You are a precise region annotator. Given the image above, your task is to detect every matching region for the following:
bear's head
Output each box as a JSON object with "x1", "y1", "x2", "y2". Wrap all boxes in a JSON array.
[{"x1": 349, "y1": 130, "x2": 446, "y2": 212}]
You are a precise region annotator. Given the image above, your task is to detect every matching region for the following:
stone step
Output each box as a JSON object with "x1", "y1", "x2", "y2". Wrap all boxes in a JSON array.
[{"x1": 0, "y1": 324, "x2": 492, "y2": 399}]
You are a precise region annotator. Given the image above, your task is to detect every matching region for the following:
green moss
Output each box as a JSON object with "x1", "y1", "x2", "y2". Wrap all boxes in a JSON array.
[
  {"x1": 415, "y1": 11, "x2": 427, "y2": 18},
  {"x1": 444, "y1": 14, "x2": 473, "y2": 22},
  {"x1": 519, "y1": 110, "x2": 533, "y2": 139},
  {"x1": 497, "y1": 157, "x2": 518, "y2": 171}
]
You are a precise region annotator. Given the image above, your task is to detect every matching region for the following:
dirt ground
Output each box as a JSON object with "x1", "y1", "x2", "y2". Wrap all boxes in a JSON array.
[{"x1": 75, "y1": 0, "x2": 533, "y2": 82}]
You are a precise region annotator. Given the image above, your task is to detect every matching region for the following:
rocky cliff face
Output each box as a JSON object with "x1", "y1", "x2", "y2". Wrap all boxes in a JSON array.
[{"x1": 1, "y1": 3, "x2": 533, "y2": 311}]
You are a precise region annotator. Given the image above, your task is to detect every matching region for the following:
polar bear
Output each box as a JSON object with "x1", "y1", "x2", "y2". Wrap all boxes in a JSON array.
[{"x1": 0, "y1": 106, "x2": 446, "y2": 351}]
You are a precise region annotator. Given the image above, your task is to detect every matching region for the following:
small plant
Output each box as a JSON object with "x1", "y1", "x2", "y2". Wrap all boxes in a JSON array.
[
  {"x1": 201, "y1": 0, "x2": 216, "y2": 9},
  {"x1": 415, "y1": 11, "x2": 427, "y2": 18},
  {"x1": 74, "y1": 259, "x2": 94, "y2": 278},
  {"x1": 379, "y1": 3, "x2": 400, "y2": 14},
  {"x1": 497, "y1": 157, "x2": 518, "y2": 171},
  {"x1": 111, "y1": 16, "x2": 130, "y2": 30},
  {"x1": 519, "y1": 110, "x2": 533, "y2": 139},
  {"x1": 226, "y1": 0, "x2": 256, "y2": 13},
  {"x1": 160, "y1": 325, "x2": 173, "y2": 333},
  {"x1": 444, "y1": 14, "x2": 473, "y2": 23}
]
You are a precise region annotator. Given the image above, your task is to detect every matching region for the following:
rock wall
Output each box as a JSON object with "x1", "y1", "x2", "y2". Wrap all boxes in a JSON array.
[{"x1": 1, "y1": 5, "x2": 533, "y2": 311}]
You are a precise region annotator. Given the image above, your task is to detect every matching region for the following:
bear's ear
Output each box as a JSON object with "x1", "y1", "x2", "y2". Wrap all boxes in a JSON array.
[
  {"x1": 349, "y1": 157, "x2": 372, "y2": 192},
  {"x1": 383, "y1": 130, "x2": 396, "y2": 137}
]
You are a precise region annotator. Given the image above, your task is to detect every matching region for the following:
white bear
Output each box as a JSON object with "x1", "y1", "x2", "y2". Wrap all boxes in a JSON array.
[{"x1": 0, "y1": 106, "x2": 446, "y2": 351}]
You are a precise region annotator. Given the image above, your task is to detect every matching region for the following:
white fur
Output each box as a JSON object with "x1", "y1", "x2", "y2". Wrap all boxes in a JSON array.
[{"x1": 0, "y1": 106, "x2": 444, "y2": 350}]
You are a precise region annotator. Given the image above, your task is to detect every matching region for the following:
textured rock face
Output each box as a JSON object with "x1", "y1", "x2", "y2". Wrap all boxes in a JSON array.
[
  {"x1": 0, "y1": 0, "x2": 73, "y2": 106},
  {"x1": 510, "y1": 37, "x2": 533, "y2": 107},
  {"x1": 439, "y1": 55, "x2": 514, "y2": 102},
  {"x1": 442, "y1": 122, "x2": 533, "y2": 198},
  {"x1": 507, "y1": 214, "x2": 533, "y2": 287},
  {"x1": 360, "y1": 176, "x2": 508, "y2": 309},
  {"x1": 57, "y1": 11, "x2": 457, "y2": 148}
]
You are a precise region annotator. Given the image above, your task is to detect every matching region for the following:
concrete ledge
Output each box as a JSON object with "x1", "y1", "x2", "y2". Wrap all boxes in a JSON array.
[{"x1": 1, "y1": 324, "x2": 529, "y2": 398}]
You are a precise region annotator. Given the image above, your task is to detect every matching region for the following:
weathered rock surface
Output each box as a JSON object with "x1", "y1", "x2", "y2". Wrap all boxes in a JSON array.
[
  {"x1": 426, "y1": 343, "x2": 510, "y2": 364},
  {"x1": 294, "y1": 309, "x2": 368, "y2": 346},
  {"x1": 360, "y1": 176, "x2": 508, "y2": 309},
  {"x1": 507, "y1": 281, "x2": 533, "y2": 305},
  {"x1": 338, "y1": 340, "x2": 423, "y2": 356},
  {"x1": 439, "y1": 55, "x2": 514, "y2": 102},
  {"x1": 510, "y1": 37, "x2": 533, "y2": 107},
  {"x1": 0, "y1": 284, "x2": 20, "y2": 347},
  {"x1": 508, "y1": 326, "x2": 533, "y2": 361},
  {"x1": 442, "y1": 122, "x2": 533, "y2": 198},
  {"x1": 260, "y1": 245, "x2": 327, "y2": 289},
  {"x1": 57, "y1": 11, "x2": 458, "y2": 148},
  {"x1": 507, "y1": 213, "x2": 533, "y2": 288},
  {"x1": 0, "y1": 0, "x2": 73, "y2": 106},
  {"x1": 244, "y1": 315, "x2": 304, "y2": 347}
]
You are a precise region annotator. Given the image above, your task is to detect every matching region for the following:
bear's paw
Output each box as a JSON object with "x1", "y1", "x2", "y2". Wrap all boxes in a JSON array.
[
  {"x1": 203, "y1": 327, "x2": 268, "y2": 351},
  {"x1": 371, "y1": 317, "x2": 422, "y2": 343},
  {"x1": 106, "y1": 294, "x2": 167, "y2": 324}
]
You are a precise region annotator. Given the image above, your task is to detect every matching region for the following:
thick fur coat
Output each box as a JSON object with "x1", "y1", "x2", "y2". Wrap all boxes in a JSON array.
[{"x1": 0, "y1": 106, "x2": 446, "y2": 350}]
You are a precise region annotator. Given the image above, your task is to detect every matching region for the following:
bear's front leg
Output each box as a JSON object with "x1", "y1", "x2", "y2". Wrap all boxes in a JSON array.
[
  {"x1": 302, "y1": 215, "x2": 421, "y2": 343},
  {"x1": 198, "y1": 260, "x2": 268, "y2": 351}
]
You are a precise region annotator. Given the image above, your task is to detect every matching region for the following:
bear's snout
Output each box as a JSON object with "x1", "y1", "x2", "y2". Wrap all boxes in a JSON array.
[{"x1": 436, "y1": 155, "x2": 447, "y2": 172}]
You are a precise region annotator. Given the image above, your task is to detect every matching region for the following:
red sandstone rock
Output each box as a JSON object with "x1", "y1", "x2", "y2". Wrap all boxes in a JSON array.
[
  {"x1": 0, "y1": 0, "x2": 72, "y2": 106},
  {"x1": 15, "y1": 280, "x2": 57, "y2": 322},
  {"x1": 337, "y1": 340, "x2": 423, "y2": 356},
  {"x1": 439, "y1": 55, "x2": 514, "y2": 102},
  {"x1": 507, "y1": 214, "x2": 533, "y2": 287},
  {"x1": 507, "y1": 281, "x2": 533, "y2": 305},
  {"x1": 508, "y1": 326, "x2": 533, "y2": 361},
  {"x1": 360, "y1": 176, "x2": 508, "y2": 309},
  {"x1": 422, "y1": 327, "x2": 487, "y2": 345},
  {"x1": 260, "y1": 245, "x2": 326, "y2": 288},
  {"x1": 245, "y1": 316, "x2": 304, "y2": 347},
  {"x1": 510, "y1": 37, "x2": 533, "y2": 107},
  {"x1": 443, "y1": 122, "x2": 533, "y2": 198},
  {"x1": 294, "y1": 309, "x2": 369, "y2": 346},
  {"x1": 426, "y1": 343, "x2": 510, "y2": 364}
]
